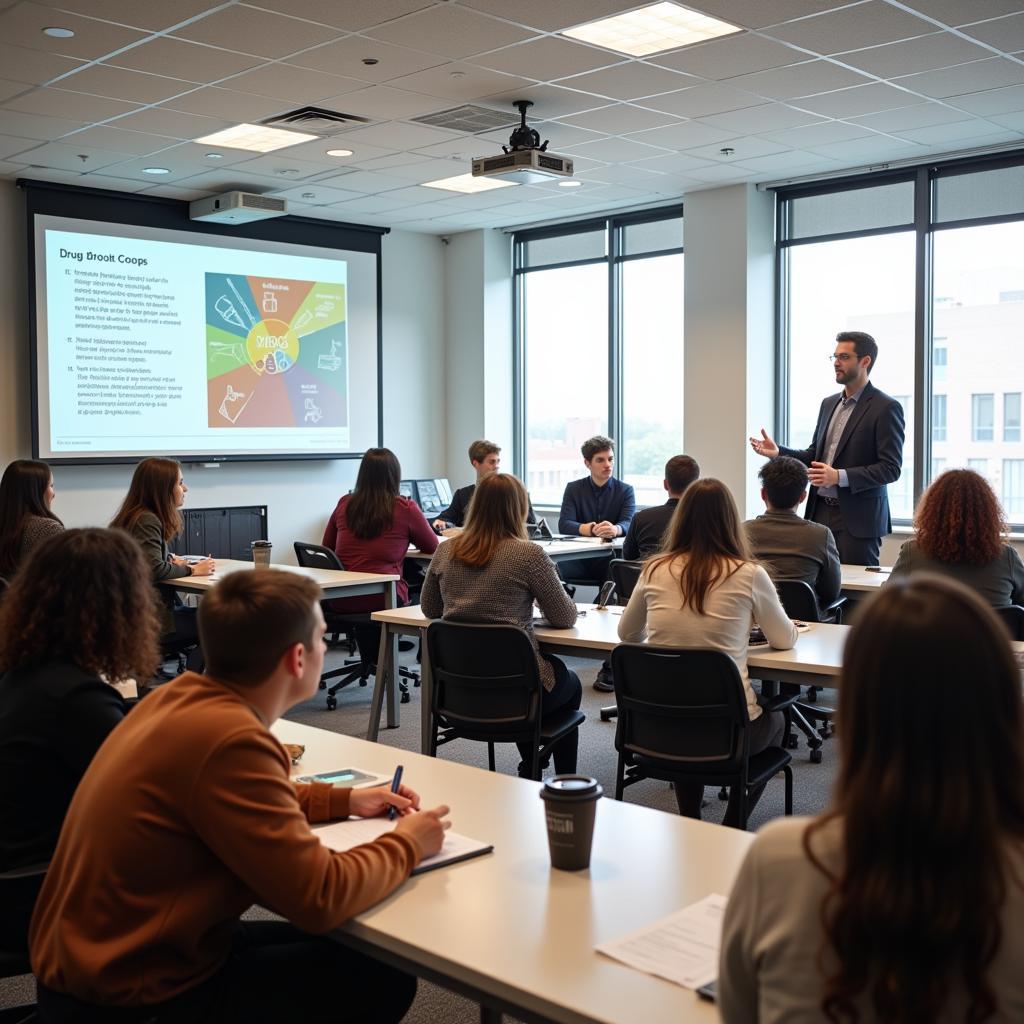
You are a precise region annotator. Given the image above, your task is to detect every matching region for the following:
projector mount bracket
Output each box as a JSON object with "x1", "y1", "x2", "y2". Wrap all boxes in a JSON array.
[{"x1": 502, "y1": 100, "x2": 548, "y2": 154}]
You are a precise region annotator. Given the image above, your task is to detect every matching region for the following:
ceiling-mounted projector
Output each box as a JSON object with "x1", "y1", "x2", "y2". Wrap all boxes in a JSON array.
[
  {"x1": 189, "y1": 191, "x2": 288, "y2": 224},
  {"x1": 472, "y1": 100, "x2": 574, "y2": 185}
]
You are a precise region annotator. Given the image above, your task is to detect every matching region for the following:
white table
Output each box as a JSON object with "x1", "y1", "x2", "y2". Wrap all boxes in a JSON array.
[
  {"x1": 839, "y1": 564, "x2": 892, "y2": 594},
  {"x1": 165, "y1": 559, "x2": 406, "y2": 730},
  {"x1": 407, "y1": 536, "x2": 623, "y2": 565},
  {"x1": 274, "y1": 719, "x2": 745, "y2": 1024},
  {"x1": 368, "y1": 604, "x2": 852, "y2": 752}
]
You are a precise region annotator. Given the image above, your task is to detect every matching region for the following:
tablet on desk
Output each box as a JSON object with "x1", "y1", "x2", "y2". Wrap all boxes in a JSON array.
[{"x1": 296, "y1": 768, "x2": 382, "y2": 787}]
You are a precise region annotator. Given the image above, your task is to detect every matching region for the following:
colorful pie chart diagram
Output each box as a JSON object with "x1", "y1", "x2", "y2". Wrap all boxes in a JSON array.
[{"x1": 205, "y1": 272, "x2": 348, "y2": 429}]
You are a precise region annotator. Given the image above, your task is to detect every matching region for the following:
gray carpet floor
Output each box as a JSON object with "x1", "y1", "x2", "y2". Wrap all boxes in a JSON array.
[{"x1": 1, "y1": 639, "x2": 840, "y2": 1021}]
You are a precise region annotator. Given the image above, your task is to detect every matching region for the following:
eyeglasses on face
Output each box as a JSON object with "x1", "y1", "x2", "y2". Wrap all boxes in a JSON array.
[{"x1": 830, "y1": 352, "x2": 857, "y2": 362}]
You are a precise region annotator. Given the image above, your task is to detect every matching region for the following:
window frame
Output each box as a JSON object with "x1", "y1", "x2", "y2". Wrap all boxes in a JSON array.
[
  {"x1": 512, "y1": 206, "x2": 684, "y2": 494},
  {"x1": 775, "y1": 150, "x2": 1024, "y2": 530}
]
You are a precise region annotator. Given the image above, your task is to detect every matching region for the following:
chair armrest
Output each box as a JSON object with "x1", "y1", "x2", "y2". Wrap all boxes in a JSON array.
[{"x1": 822, "y1": 596, "x2": 847, "y2": 624}]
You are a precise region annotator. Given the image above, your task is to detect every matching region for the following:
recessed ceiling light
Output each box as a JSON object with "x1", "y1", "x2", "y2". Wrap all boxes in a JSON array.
[
  {"x1": 204, "y1": 152, "x2": 223, "y2": 159},
  {"x1": 423, "y1": 173, "x2": 517, "y2": 194},
  {"x1": 562, "y1": 1, "x2": 740, "y2": 57},
  {"x1": 275, "y1": 169, "x2": 300, "y2": 176},
  {"x1": 558, "y1": 180, "x2": 583, "y2": 187},
  {"x1": 43, "y1": 26, "x2": 75, "y2": 38},
  {"x1": 142, "y1": 167, "x2": 171, "y2": 175},
  {"x1": 326, "y1": 148, "x2": 353, "y2": 157},
  {"x1": 194, "y1": 123, "x2": 319, "y2": 154},
  {"x1": 301, "y1": 192, "x2": 316, "y2": 199}
]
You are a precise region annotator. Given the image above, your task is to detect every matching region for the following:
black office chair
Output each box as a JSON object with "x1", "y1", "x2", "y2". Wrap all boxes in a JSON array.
[
  {"x1": 611, "y1": 645, "x2": 792, "y2": 830},
  {"x1": 426, "y1": 621, "x2": 585, "y2": 781},
  {"x1": 599, "y1": 560, "x2": 643, "y2": 723},
  {"x1": 996, "y1": 605, "x2": 1024, "y2": 641},
  {"x1": 0, "y1": 861, "x2": 48, "y2": 1023},
  {"x1": 293, "y1": 542, "x2": 417, "y2": 711}
]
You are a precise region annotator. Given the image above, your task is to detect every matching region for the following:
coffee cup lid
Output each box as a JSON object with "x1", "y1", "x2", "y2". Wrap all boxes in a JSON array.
[
  {"x1": 540, "y1": 775, "x2": 602, "y2": 800},
  {"x1": 251, "y1": 540, "x2": 272, "y2": 547}
]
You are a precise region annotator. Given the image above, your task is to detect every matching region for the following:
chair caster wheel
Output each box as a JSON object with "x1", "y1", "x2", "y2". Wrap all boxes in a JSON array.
[
  {"x1": 318, "y1": 680, "x2": 326, "y2": 690},
  {"x1": 600, "y1": 709, "x2": 614, "y2": 722},
  {"x1": 810, "y1": 748, "x2": 823, "y2": 764},
  {"x1": 325, "y1": 695, "x2": 337, "y2": 711},
  {"x1": 401, "y1": 690, "x2": 411, "y2": 705},
  {"x1": 718, "y1": 786, "x2": 729, "y2": 801},
  {"x1": 359, "y1": 679, "x2": 368, "y2": 687},
  {"x1": 786, "y1": 733, "x2": 799, "y2": 749}
]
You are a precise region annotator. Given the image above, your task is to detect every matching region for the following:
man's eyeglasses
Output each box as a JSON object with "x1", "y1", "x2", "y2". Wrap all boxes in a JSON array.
[{"x1": 830, "y1": 353, "x2": 857, "y2": 362}]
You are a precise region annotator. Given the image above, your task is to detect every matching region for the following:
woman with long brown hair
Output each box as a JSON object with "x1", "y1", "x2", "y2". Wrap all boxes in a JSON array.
[
  {"x1": 111, "y1": 458, "x2": 213, "y2": 639},
  {"x1": 420, "y1": 472, "x2": 582, "y2": 776},
  {"x1": 0, "y1": 459, "x2": 63, "y2": 578},
  {"x1": 0, "y1": 528, "x2": 162, "y2": 951},
  {"x1": 719, "y1": 576, "x2": 1024, "y2": 1022},
  {"x1": 888, "y1": 468, "x2": 1024, "y2": 606},
  {"x1": 618, "y1": 478, "x2": 796, "y2": 825}
]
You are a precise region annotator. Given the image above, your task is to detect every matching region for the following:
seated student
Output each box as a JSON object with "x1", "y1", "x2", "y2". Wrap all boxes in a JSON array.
[
  {"x1": 618, "y1": 479, "x2": 795, "y2": 827},
  {"x1": 622, "y1": 455, "x2": 700, "y2": 561},
  {"x1": 432, "y1": 439, "x2": 537, "y2": 531},
  {"x1": 0, "y1": 459, "x2": 63, "y2": 579},
  {"x1": 887, "y1": 468, "x2": 1024, "y2": 607},
  {"x1": 744, "y1": 456, "x2": 841, "y2": 609},
  {"x1": 30, "y1": 569, "x2": 449, "y2": 1024},
  {"x1": 719, "y1": 576, "x2": 1024, "y2": 1022},
  {"x1": 421, "y1": 472, "x2": 582, "y2": 777},
  {"x1": 0, "y1": 528, "x2": 160, "y2": 953},
  {"x1": 110, "y1": 458, "x2": 214, "y2": 643},
  {"x1": 558, "y1": 434, "x2": 636, "y2": 543}
]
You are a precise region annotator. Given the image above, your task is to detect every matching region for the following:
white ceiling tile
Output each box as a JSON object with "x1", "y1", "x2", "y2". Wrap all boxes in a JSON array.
[
  {"x1": 987, "y1": 110, "x2": 1024, "y2": 130},
  {"x1": 679, "y1": 1, "x2": 844, "y2": 30},
  {"x1": 223, "y1": 63, "x2": 367, "y2": 103},
  {"x1": 0, "y1": 78, "x2": 27, "y2": 102},
  {"x1": 332, "y1": 86, "x2": 448, "y2": 121},
  {"x1": 230, "y1": 151, "x2": 339, "y2": 179},
  {"x1": 847, "y1": 101, "x2": 967, "y2": 130},
  {"x1": 807, "y1": 135, "x2": 922, "y2": 161},
  {"x1": 471, "y1": 37, "x2": 623, "y2": 82},
  {"x1": 480, "y1": 83, "x2": 607, "y2": 119},
  {"x1": 456, "y1": 0, "x2": 649, "y2": 33},
  {"x1": 17, "y1": 166, "x2": 151, "y2": 190},
  {"x1": 564, "y1": 135, "x2": 674, "y2": 162},
  {"x1": 258, "y1": 135, "x2": 395, "y2": 164},
  {"x1": 730, "y1": 150, "x2": 821, "y2": 172},
  {"x1": 136, "y1": 184, "x2": 212, "y2": 200},
  {"x1": 334, "y1": 194, "x2": 413, "y2": 213},
  {"x1": 161, "y1": 86, "x2": 291, "y2": 122},
  {"x1": 792, "y1": 81, "x2": 921, "y2": 117},
  {"x1": 55, "y1": 124, "x2": 180, "y2": 155},
  {"x1": 172, "y1": 6, "x2": 343, "y2": 60},
  {"x1": 0, "y1": 134, "x2": 39, "y2": 158},
  {"x1": 349, "y1": 152, "x2": 423, "y2": 171},
  {"x1": 623, "y1": 151, "x2": 717, "y2": 173},
  {"x1": 165, "y1": 168, "x2": 287, "y2": 192},
  {"x1": 106, "y1": 39, "x2": 267, "y2": 84},
  {"x1": 835, "y1": 33, "x2": 994, "y2": 78},
  {"x1": 683, "y1": 164, "x2": 751, "y2": 184},
  {"x1": 728, "y1": 60, "x2": 872, "y2": 101},
  {"x1": 268, "y1": 182, "x2": 365, "y2": 204},
  {"x1": 57, "y1": 65, "x2": 195, "y2": 105},
  {"x1": 0, "y1": 108, "x2": 84, "y2": 138},
  {"x1": 246, "y1": 0, "x2": 435, "y2": 32},
  {"x1": 759, "y1": 120, "x2": 876, "y2": 147},
  {"x1": 575, "y1": 162, "x2": 668, "y2": 184},
  {"x1": 4, "y1": 86, "x2": 141, "y2": 121},
  {"x1": 765, "y1": 2, "x2": 938, "y2": 55},
  {"x1": 638, "y1": 82, "x2": 764, "y2": 117},
  {"x1": 522, "y1": 121, "x2": 612, "y2": 148},
  {"x1": 961, "y1": 13, "x2": 1024, "y2": 51},
  {"x1": 382, "y1": 157, "x2": 476, "y2": 183},
  {"x1": 0, "y1": 42, "x2": 85, "y2": 85},
  {"x1": 410, "y1": 135, "x2": 500, "y2": 159},
  {"x1": 895, "y1": 118, "x2": 1017, "y2": 144},
  {"x1": 625, "y1": 120, "x2": 737, "y2": 148},
  {"x1": 943, "y1": 82, "x2": 1024, "y2": 115},
  {"x1": 6, "y1": 140, "x2": 127, "y2": 171},
  {"x1": 895, "y1": 58, "x2": 1024, "y2": 99},
  {"x1": 99, "y1": 150, "x2": 241, "y2": 183},
  {"x1": 649, "y1": 33, "x2": 804, "y2": 79},
  {"x1": 31, "y1": 0, "x2": 223, "y2": 31},
  {"x1": 0, "y1": 2, "x2": 147, "y2": 60},
  {"x1": 145, "y1": 141, "x2": 257, "y2": 168},
  {"x1": 365, "y1": 6, "x2": 537, "y2": 60},
  {"x1": 553, "y1": 103, "x2": 682, "y2": 134},
  {"x1": 387, "y1": 62, "x2": 533, "y2": 102},
  {"x1": 313, "y1": 169, "x2": 413, "y2": 193},
  {"x1": 897, "y1": 1, "x2": 1024, "y2": 28},
  {"x1": 556, "y1": 61, "x2": 697, "y2": 101},
  {"x1": 371, "y1": 183, "x2": 446, "y2": 202},
  {"x1": 699, "y1": 101, "x2": 824, "y2": 132},
  {"x1": 684, "y1": 136, "x2": 790, "y2": 161},
  {"x1": 340, "y1": 120, "x2": 462, "y2": 149},
  {"x1": 111, "y1": 106, "x2": 231, "y2": 139},
  {"x1": 289, "y1": 36, "x2": 446, "y2": 83}
]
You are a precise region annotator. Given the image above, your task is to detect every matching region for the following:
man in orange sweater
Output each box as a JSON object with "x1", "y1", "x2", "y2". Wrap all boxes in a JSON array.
[{"x1": 30, "y1": 569, "x2": 449, "y2": 1023}]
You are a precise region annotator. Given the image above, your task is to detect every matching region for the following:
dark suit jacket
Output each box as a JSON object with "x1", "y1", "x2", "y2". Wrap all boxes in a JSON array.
[
  {"x1": 779, "y1": 381, "x2": 905, "y2": 540},
  {"x1": 436, "y1": 483, "x2": 537, "y2": 528},
  {"x1": 622, "y1": 499, "x2": 678, "y2": 560},
  {"x1": 744, "y1": 510, "x2": 842, "y2": 606}
]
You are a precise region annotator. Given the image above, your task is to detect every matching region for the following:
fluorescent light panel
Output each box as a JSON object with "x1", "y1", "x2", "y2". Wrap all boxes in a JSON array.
[
  {"x1": 423, "y1": 173, "x2": 516, "y2": 194},
  {"x1": 194, "y1": 123, "x2": 319, "y2": 153},
  {"x1": 562, "y1": 2, "x2": 741, "y2": 57}
]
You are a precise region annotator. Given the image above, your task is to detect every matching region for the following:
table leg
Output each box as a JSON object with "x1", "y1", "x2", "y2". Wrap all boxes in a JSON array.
[
  {"x1": 383, "y1": 581, "x2": 399, "y2": 730},
  {"x1": 367, "y1": 582, "x2": 399, "y2": 741},
  {"x1": 479, "y1": 1007, "x2": 502, "y2": 1024},
  {"x1": 419, "y1": 636, "x2": 432, "y2": 756}
]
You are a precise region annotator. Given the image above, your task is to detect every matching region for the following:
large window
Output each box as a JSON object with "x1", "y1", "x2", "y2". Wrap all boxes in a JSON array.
[
  {"x1": 514, "y1": 209, "x2": 684, "y2": 507},
  {"x1": 778, "y1": 154, "x2": 1024, "y2": 528}
]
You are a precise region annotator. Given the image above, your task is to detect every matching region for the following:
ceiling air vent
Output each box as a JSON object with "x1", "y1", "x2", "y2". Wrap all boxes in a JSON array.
[
  {"x1": 412, "y1": 104, "x2": 519, "y2": 134},
  {"x1": 261, "y1": 106, "x2": 370, "y2": 136}
]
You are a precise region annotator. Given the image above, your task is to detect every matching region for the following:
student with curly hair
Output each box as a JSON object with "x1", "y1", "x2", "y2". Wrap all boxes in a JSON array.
[
  {"x1": 0, "y1": 459, "x2": 63, "y2": 579},
  {"x1": 887, "y1": 468, "x2": 1024, "y2": 607},
  {"x1": 0, "y1": 528, "x2": 162, "y2": 951},
  {"x1": 719, "y1": 576, "x2": 1024, "y2": 1022}
]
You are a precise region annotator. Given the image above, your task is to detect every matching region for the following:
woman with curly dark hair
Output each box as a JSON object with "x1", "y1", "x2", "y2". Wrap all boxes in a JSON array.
[
  {"x1": 887, "y1": 468, "x2": 1024, "y2": 607},
  {"x1": 0, "y1": 459, "x2": 63, "y2": 578},
  {"x1": 719, "y1": 576, "x2": 1024, "y2": 1022},
  {"x1": 0, "y1": 528, "x2": 162, "y2": 951}
]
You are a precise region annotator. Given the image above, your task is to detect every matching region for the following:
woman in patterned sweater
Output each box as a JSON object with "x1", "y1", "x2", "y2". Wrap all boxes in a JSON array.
[
  {"x1": 421, "y1": 472, "x2": 583, "y2": 777},
  {"x1": 0, "y1": 459, "x2": 63, "y2": 580}
]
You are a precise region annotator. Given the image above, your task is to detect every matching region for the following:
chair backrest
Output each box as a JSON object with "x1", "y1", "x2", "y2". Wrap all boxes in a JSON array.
[
  {"x1": 997, "y1": 605, "x2": 1024, "y2": 641},
  {"x1": 426, "y1": 621, "x2": 543, "y2": 737},
  {"x1": 293, "y1": 541, "x2": 344, "y2": 572},
  {"x1": 610, "y1": 645, "x2": 750, "y2": 770},
  {"x1": 609, "y1": 559, "x2": 643, "y2": 604},
  {"x1": 774, "y1": 579, "x2": 822, "y2": 622}
]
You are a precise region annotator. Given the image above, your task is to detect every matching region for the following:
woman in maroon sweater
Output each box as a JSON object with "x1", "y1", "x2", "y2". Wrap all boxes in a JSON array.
[{"x1": 322, "y1": 447, "x2": 439, "y2": 616}]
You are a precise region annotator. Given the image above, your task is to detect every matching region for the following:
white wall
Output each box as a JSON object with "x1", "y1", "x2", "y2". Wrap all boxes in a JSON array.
[{"x1": 0, "y1": 181, "x2": 446, "y2": 561}]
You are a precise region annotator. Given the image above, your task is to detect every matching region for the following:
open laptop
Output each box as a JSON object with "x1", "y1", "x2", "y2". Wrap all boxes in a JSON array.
[{"x1": 527, "y1": 517, "x2": 567, "y2": 542}]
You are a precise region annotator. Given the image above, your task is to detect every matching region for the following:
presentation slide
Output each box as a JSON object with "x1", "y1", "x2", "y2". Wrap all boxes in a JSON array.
[{"x1": 33, "y1": 215, "x2": 380, "y2": 462}]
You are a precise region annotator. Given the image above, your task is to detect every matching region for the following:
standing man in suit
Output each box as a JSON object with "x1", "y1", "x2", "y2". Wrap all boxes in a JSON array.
[
  {"x1": 432, "y1": 439, "x2": 536, "y2": 531},
  {"x1": 750, "y1": 331, "x2": 905, "y2": 566},
  {"x1": 622, "y1": 455, "x2": 700, "y2": 561}
]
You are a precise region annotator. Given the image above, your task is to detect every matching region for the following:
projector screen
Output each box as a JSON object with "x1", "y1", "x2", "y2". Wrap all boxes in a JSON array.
[{"x1": 28, "y1": 190, "x2": 382, "y2": 464}]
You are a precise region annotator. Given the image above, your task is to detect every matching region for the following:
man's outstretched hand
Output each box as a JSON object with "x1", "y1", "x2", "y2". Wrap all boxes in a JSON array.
[{"x1": 749, "y1": 428, "x2": 779, "y2": 459}]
